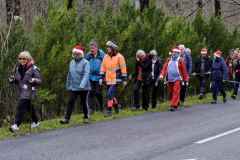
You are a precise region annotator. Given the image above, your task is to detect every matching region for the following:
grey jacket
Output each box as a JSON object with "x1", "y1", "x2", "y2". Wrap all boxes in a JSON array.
[{"x1": 11, "y1": 64, "x2": 42, "y2": 100}]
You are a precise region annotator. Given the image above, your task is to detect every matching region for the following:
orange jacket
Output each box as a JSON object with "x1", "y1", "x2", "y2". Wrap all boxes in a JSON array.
[{"x1": 100, "y1": 53, "x2": 127, "y2": 85}]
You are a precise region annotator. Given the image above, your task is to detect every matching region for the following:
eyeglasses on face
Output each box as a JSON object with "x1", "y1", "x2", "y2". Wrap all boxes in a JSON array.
[{"x1": 18, "y1": 57, "x2": 27, "y2": 60}]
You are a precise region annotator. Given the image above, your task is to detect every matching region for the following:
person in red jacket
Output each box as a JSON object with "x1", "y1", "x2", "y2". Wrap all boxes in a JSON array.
[{"x1": 159, "y1": 48, "x2": 189, "y2": 111}]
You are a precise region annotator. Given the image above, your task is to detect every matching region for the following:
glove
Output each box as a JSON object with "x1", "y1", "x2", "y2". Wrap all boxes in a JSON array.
[
  {"x1": 8, "y1": 75, "x2": 15, "y2": 83},
  {"x1": 192, "y1": 72, "x2": 196, "y2": 76},
  {"x1": 185, "y1": 81, "x2": 189, "y2": 86},
  {"x1": 210, "y1": 82, "x2": 212, "y2": 89},
  {"x1": 29, "y1": 78, "x2": 37, "y2": 84},
  {"x1": 155, "y1": 81, "x2": 158, "y2": 87},
  {"x1": 159, "y1": 75, "x2": 164, "y2": 80},
  {"x1": 99, "y1": 79, "x2": 103, "y2": 86},
  {"x1": 123, "y1": 81, "x2": 127, "y2": 87}
]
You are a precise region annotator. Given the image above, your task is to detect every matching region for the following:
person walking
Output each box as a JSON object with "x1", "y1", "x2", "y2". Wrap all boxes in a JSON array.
[
  {"x1": 100, "y1": 41, "x2": 127, "y2": 116},
  {"x1": 85, "y1": 40, "x2": 105, "y2": 113},
  {"x1": 9, "y1": 51, "x2": 42, "y2": 132},
  {"x1": 160, "y1": 48, "x2": 189, "y2": 111},
  {"x1": 60, "y1": 44, "x2": 91, "y2": 124}
]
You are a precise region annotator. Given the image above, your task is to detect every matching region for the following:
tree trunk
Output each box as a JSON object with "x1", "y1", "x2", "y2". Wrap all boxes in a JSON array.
[
  {"x1": 214, "y1": 0, "x2": 221, "y2": 17},
  {"x1": 0, "y1": 0, "x2": 7, "y2": 26}
]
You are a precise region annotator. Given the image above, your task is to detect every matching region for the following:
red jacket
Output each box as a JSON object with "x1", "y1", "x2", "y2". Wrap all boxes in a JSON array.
[{"x1": 160, "y1": 57, "x2": 189, "y2": 82}]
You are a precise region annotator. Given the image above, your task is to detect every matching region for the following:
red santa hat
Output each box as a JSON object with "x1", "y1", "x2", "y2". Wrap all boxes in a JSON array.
[
  {"x1": 171, "y1": 48, "x2": 181, "y2": 53},
  {"x1": 214, "y1": 50, "x2": 222, "y2": 58},
  {"x1": 72, "y1": 44, "x2": 85, "y2": 55}
]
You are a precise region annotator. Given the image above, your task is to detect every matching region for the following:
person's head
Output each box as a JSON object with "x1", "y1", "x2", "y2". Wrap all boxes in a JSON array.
[
  {"x1": 18, "y1": 51, "x2": 33, "y2": 66},
  {"x1": 171, "y1": 48, "x2": 181, "y2": 58},
  {"x1": 238, "y1": 52, "x2": 240, "y2": 59},
  {"x1": 214, "y1": 50, "x2": 222, "y2": 59},
  {"x1": 149, "y1": 49, "x2": 158, "y2": 59},
  {"x1": 178, "y1": 44, "x2": 185, "y2": 55},
  {"x1": 136, "y1": 49, "x2": 146, "y2": 61},
  {"x1": 201, "y1": 48, "x2": 208, "y2": 57},
  {"x1": 106, "y1": 41, "x2": 118, "y2": 56},
  {"x1": 72, "y1": 44, "x2": 85, "y2": 60},
  {"x1": 89, "y1": 40, "x2": 98, "y2": 55}
]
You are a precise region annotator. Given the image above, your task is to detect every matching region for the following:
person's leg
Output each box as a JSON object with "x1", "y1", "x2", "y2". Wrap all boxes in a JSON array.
[
  {"x1": 80, "y1": 91, "x2": 89, "y2": 120},
  {"x1": 199, "y1": 77, "x2": 206, "y2": 97},
  {"x1": 15, "y1": 99, "x2": 30, "y2": 127},
  {"x1": 168, "y1": 82, "x2": 174, "y2": 111},
  {"x1": 211, "y1": 81, "x2": 218, "y2": 103},
  {"x1": 64, "y1": 91, "x2": 78, "y2": 121},
  {"x1": 219, "y1": 81, "x2": 226, "y2": 102},
  {"x1": 133, "y1": 80, "x2": 141, "y2": 109},
  {"x1": 88, "y1": 81, "x2": 97, "y2": 113},
  {"x1": 29, "y1": 102, "x2": 39, "y2": 124},
  {"x1": 151, "y1": 83, "x2": 158, "y2": 108},
  {"x1": 142, "y1": 84, "x2": 150, "y2": 110},
  {"x1": 106, "y1": 85, "x2": 116, "y2": 116},
  {"x1": 95, "y1": 82, "x2": 104, "y2": 112},
  {"x1": 171, "y1": 81, "x2": 181, "y2": 109}
]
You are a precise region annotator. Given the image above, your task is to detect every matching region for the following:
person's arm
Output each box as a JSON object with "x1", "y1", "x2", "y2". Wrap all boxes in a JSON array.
[
  {"x1": 222, "y1": 59, "x2": 229, "y2": 80},
  {"x1": 119, "y1": 55, "x2": 127, "y2": 81},
  {"x1": 80, "y1": 61, "x2": 90, "y2": 88},
  {"x1": 179, "y1": 59, "x2": 189, "y2": 82},
  {"x1": 30, "y1": 66, "x2": 42, "y2": 86},
  {"x1": 160, "y1": 59, "x2": 169, "y2": 79}
]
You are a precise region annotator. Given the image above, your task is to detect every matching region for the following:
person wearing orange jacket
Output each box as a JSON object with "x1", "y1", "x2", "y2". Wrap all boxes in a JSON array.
[
  {"x1": 100, "y1": 41, "x2": 127, "y2": 117},
  {"x1": 159, "y1": 48, "x2": 189, "y2": 111}
]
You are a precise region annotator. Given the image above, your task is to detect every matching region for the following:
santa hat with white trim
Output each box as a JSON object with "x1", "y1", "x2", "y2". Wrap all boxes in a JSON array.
[{"x1": 72, "y1": 44, "x2": 84, "y2": 55}]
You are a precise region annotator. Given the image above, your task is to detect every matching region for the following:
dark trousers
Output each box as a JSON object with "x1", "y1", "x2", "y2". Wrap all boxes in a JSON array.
[
  {"x1": 199, "y1": 77, "x2": 207, "y2": 95},
  {"x1": 15, "y1": 99, "x2": 38, "y2": 126},
  {"x1": 151, "y1": 83, "x2": 158, "y2": 108},
  {"x1": 180, "y1": 82, "x2": 187, "y2": 103},
  {"x1": 212, "y1": 80, "x2": 226, "y2": 100},
  {"x1": 88, "y1": 81, "x2": 103, "y2": 112},
  {"x1": 133, "y1": 80, "x2": 142, "y2": 109},
  {"x1": 65, "y1": 91, "x2": 89, "y2": 120},
  {"x1": 142, "y1": 83, "x2": 150, "y2": 110},
  {"x1": 233, "y1": 76, "x2": 240, "y2": 95}
]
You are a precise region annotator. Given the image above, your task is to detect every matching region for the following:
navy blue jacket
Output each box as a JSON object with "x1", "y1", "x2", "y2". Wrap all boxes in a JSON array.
[{"x1": 211, "y1": 57, "x2": 228, "y2": 81}]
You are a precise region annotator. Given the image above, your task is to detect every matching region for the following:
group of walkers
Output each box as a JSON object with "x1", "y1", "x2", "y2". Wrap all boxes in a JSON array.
[{"x1": 8, "y1": 39, "x2": 240, "y2": 132}]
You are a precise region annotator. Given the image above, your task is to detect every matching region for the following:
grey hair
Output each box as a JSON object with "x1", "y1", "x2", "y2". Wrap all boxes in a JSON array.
[
  {"x1": 149, "y1": 49, "x2": 158, "y2": 56},
  {"x1": 18, "y1": 51, "x2": 33, "y2": 60},
  {"x1": 89, "y1": 39, "x2": 98, "y2": 48},
  {"x1": 136, "y1": 49, "x2": 146, "y2": 57}
]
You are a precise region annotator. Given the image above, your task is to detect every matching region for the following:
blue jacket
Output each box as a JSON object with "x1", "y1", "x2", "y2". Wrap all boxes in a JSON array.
[
  {"x1": 182, "y1": 50, "x2": 192, "y2": 74},
  {"x1": 85, "y1": 49, "x2": 105, "y2": 82},
  {"x1": 66, "y1": 58, "x2": 91, "y2": 91},
  {"x1": 211, "y1": 57, "x2": 228, "y2": 81}
]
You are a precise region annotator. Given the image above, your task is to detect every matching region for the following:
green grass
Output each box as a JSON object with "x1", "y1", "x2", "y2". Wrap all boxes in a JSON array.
[{"x1": 0, "y1": 93, "x2": 219, "y2": 141}]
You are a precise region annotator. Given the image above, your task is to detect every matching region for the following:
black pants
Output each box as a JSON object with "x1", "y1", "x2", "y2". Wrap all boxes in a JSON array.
[
  {"x1": 151, "y1": 83, "x2": 159, "y2": 108},
  {"x1": 212, "y1": 80, "x2": 226, "y2": 100},
  {"x1": 199, "y1": 77, "x2": 207, "y2": 95},
  {"x1": 88, "y1": 81, "x2": 103, "y2": 112},
  {"x1": 15, "y1": 99, "x2": 38, "y2": 126},
  {"x1": 180, "y1": 82, "x2": 187, "y2": 103},
  {"x1": 65, "y1": 91, "x2": 89, "y2": 120},
  {"x1": 133, "y1": 80, "x2": 142, "y2": 109}
]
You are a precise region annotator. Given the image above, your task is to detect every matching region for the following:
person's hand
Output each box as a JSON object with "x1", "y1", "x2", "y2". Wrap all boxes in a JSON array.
[
  {"x1": 192, "y1": 72, "x2": 196, "y2": 76},
  {"x1": 185, "y1": 81, "x2": 189, "y2": 86},
  {"x1": 123, "y1": 81, "x2": 127, "y2": 87},
  {"x1": 29, "y1": 78, "x2": 37, "y2": 84},
  {"x1": 99, "y1": 79, "x2": 103, "y2": 86},
  {"x1": 159, "y1": 75, "x2": 164, "y2": 80},
  {"x1": 155, "y1": 81, "x2": 158, "y2": 87},
  {"x1": 8, "y1": 75, "x2": 15, "y2": 83}
]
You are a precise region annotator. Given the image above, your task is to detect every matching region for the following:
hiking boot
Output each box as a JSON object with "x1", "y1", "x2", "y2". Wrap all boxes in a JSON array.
[
  {"x1": 114, "y1": 106, "x2": 119, "y2": 114},
  {"x1": 168, "y1": 107, "x2": 176, "y2": 112},
  {"x1": 231, "y1": 95, "x2": 236, "y2": 100},
  {"x1": 31, "y1": 122, "x2": 40, "y2": 128},
  {"x1": 9, "y1": 124, "x2": 19, "y2": 133},
  {"x1": 60, "y1": 119, "x2": 69, "y2": 124}
]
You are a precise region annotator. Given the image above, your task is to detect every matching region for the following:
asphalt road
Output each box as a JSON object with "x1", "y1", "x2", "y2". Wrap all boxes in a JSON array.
[{"x1": 1, "y1": 100, "x2": 240, "y2": 160}]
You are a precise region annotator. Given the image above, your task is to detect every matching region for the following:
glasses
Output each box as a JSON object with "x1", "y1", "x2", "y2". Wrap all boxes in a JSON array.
[{"x1": 18, "y1": 57, "x2": 27, "y2": 60}]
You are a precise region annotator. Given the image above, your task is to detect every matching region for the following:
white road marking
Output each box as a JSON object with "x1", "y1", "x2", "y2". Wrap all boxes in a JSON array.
[
  {"x1": 183, "y1": 159, "x2": 197, "y2": 160},
  {"x1": 195, "y1": 127, "x2": 240, "y2": 144}
]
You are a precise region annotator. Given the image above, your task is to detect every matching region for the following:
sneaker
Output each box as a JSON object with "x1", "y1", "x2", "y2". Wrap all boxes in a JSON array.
[
  {"x1": 9, "y1": 124, "x2": 19, "y2": 133},
  {"x1": 60, "y1": 119, "x2": 69, "y2": 124},
  {"x1": 211, "y1": 100, "x2": 217, "y2": 104},
  {"x1": 31, "y1": 122, "x2": 40, "y2": 128},
  {"x1": 83, "y1": 118, "x2": 89, "y2": 124},
  {"x1": 231, "y1": 95, "x2": 236, "y2": 100}
]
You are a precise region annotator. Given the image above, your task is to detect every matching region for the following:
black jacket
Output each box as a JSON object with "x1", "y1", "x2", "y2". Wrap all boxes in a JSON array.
[
  {"x1": 194, "y1": 56, "x2": 212, "y2": 77},
  {"x1": 134, "y1": 56, "x2": 152, "y2": 85}
]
